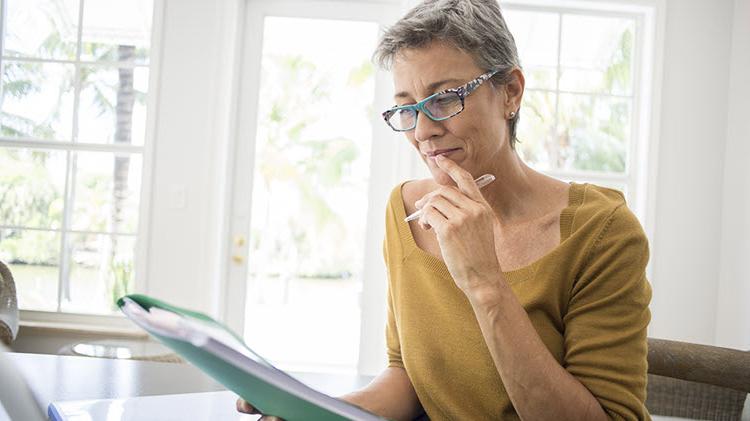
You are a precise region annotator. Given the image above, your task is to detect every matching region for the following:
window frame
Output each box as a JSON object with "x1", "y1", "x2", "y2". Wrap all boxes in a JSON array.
[
  {"x1": 499, "y1": 0, "x2": 664, "y2": 245},
  {"x1": 219, "y1": 0, "x2": 407, "y2": 375},
  {"x1": 0, "y1": 0, "x2": 164, "y2": 325}
]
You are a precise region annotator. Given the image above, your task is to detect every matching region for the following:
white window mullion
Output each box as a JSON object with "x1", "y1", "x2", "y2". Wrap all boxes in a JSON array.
[
  {"x1": 628, "y1": 14, "x2": 646, "y2": 220},
  {"x1": 56, "y1": 0, "x2": 87, "y2": 311},
  {"x1": 0, "y1": 55, "x2": 149, "y2": 69},
  {"x1": 551, "y1": 12, "x2": 562, "y2": 167},
  {"x1": 543, "y1": 168, "x2": 629, "y2": 183},
  {"x1": 526, "y1": 87, "x2": 633, "y2": 101},
  {"x1": 0, "y1": 138, "x2": 144, "y2": 153},
  {"x1": 0, "y1": 224, "x2": 137, "y2": 237},
  {"x1": 0, "y1": 0, "x2": 6, "y2": 101}
]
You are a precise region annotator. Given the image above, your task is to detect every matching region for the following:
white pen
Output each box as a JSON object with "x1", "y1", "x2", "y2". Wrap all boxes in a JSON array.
[{"x1": 404, "y1": 174, "x2": 496, "y2": 222}]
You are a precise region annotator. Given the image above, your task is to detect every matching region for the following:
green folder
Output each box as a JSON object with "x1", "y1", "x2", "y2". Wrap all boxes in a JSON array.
[{"x1": 117, "y1": 294, "x2": 389, "y2": 421}]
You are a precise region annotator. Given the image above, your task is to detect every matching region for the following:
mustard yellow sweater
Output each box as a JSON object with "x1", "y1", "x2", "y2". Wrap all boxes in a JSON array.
[{"x1": 383, "y1": 182, "x2": 652, "y2": 420}]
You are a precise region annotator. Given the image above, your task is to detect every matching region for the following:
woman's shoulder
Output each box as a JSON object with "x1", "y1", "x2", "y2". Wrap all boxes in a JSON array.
[
  {"x1": 571, "y1": 183, "x2": 644, "y2": 239},
  {"x1": 402, "y1": 178, "x2": 436, "y2": 213},
  {"x1": 389, "y1": 178, "x2": 437, "y2": 215}
]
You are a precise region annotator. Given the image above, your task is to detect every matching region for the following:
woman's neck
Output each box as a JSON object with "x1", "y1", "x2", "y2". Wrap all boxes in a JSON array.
[{"x1": 480, "y1": 149, "x2": 563, "y2": 225}]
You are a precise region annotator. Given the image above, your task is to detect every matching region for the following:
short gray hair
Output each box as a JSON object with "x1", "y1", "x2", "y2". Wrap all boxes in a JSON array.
[{"x1": 374, "y1": 0, "x2": 522, "y2": 146}]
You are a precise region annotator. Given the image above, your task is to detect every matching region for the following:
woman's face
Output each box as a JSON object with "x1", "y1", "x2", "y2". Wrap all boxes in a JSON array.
[{"x1": 391, "y1": 41, "x2": 512, "y2": 186}]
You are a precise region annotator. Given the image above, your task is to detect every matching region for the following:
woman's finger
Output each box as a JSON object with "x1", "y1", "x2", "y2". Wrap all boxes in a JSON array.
[
  {"x1": 415, "y1": 185, "x2": 467, "y2": 210},
  {"x1": 434, "y1": 155, "x2": 483, "y2": 201},
  {"x1": 420, "y1": 195, "x2": 463, "y2": 221},
  {"x1": 418, "y1": 203, "x2": 448, "y2": 231},
  {"x1": 236, "y1": 398, "x2": 259, "y2": 414}
]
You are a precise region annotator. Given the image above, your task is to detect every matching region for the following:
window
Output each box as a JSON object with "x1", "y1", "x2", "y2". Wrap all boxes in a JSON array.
[
  {"x1": 242, "y1": 15, "x2": 379, "y2": 373},
  {"x1": 0, "y1": 0, "x2": 154, "y2": 314},
  {"x1": 503, "y1": 4, "x2": 644, "y2": 209}
]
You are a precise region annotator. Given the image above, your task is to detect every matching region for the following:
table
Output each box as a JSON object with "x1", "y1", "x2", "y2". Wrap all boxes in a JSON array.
[
  {"x1": 6, "y1": 352, "x2": 372, "y2": 406},
  {"x1": 5, "y1": 353, "x2": 691, "y2": 420}
]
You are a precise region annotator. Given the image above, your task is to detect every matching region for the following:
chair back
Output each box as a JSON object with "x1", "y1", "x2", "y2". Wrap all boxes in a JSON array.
[
  {"x1": 646, "y1": 337, "x2": 750, "y2": 420},
  {"x1": 0, "y1": 261, "x2": 19, "y2": 345}
]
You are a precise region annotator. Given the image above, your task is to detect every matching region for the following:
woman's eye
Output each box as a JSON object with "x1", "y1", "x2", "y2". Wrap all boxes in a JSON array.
[{"x1": 434, "y1": 95, "x2": 457, "y2": 105}]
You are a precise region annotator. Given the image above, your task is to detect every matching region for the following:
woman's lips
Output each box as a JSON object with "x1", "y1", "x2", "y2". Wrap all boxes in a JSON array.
[{"x1": 425, "y1": 148, "x2": 462, "y2": 159}]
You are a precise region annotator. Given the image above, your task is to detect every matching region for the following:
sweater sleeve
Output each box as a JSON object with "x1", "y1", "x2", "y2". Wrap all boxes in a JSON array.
[
  {"x1": 386, "y1": 279, "x2": 404, "y2": 368},
  {"x1": 563, "y1": 204, "x2": 652, "y2": 421},
  {"x1": 384, "y1": 189, "x2": 404, "y2": 369}
]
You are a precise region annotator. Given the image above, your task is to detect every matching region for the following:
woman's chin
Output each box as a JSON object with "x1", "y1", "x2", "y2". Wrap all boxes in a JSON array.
[{"x1": 430, "y1": 169, "x2": 456, "y2": 186}]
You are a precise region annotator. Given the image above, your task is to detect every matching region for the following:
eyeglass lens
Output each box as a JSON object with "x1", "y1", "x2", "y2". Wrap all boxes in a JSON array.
[{"x1": 387, "y1": 91, "x2": 463, "y2": 131}]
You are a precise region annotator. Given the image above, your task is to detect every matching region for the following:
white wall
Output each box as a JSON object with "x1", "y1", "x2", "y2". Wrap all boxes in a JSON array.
[
  {"x1": 647, "y1": 0, "x2": 736, "y2": 345},
  {"x1": 140, "y1": 0, "x2": 237, "y2": 317},
  {"x1": 136, "y1": 0, "x2": 749, "y2": 356},
  {"x1": 715, "y1": 0, "x2": 750, "y2": 350}
]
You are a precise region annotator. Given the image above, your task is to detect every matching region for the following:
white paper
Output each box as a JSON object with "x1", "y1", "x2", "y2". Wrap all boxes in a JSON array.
[{"x1": 48, "y1": 391, "x2": 259, "y2": 421}]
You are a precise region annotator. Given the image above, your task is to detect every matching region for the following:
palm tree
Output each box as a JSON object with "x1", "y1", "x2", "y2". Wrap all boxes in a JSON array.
[
  {"x1": 1, "y1": 13, "x2": 144, "y2": 308},
  {"x1": 250, "y1": 54, "x2": 365, "y2": 302}
]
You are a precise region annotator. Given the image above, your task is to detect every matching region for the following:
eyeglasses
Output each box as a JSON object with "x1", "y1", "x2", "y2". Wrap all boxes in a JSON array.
[{"x1": 382, "y1": 69, "x2": 499, "y2": 132}]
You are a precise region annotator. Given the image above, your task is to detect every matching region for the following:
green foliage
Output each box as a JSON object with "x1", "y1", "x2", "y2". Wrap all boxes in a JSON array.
[
  {"x1": 0, "y1": 59, "x2": 74, "y2": 138},
  {"x1": 0, "y1": 230, "x2": 58, "y2": 265},
  {"x1": 603, "y1": 29, "x2": 632, "y2": 95},
  {"x1": 253, "y1": 54, "x2": 364, "y2": 278},
  {"x1": 518, "y1": 25, "x2": 633, "y2": 174},
  {"x1": 347, "y1": 60, "x2": 373, "y2": 87},
  {"x1": 571, "y1": 130, "x2": 626, "y2": 172},
  {"x1": 1, "y1": 17, "x2": 144, "y2": 310},
  {"x1": 0, "y1": 149, "x2": 62, "y2": 229},
  {"x1": 110, "y1": 259, "x2": 134, "y2": 311}
]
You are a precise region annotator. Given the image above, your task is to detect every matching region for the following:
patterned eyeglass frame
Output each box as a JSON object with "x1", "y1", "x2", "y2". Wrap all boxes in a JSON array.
[{"x1": 382, "y1": 69, "x2": 499, "y2": 132}]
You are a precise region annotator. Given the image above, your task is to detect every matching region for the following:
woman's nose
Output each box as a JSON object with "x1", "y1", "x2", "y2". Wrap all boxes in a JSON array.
[{"x1": 413, "y1": 112, "x2": 446, "y2": 142}]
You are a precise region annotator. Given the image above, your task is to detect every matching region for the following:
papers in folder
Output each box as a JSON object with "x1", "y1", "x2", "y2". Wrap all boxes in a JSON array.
[{"x1": 116, "y1": 294, "x2": 387, "y2": 421}]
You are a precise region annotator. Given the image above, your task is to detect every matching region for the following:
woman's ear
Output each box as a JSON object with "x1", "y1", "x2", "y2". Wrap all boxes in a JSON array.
[{"x1": 503, "y1": 68, "x2": 525, "y2": 113}]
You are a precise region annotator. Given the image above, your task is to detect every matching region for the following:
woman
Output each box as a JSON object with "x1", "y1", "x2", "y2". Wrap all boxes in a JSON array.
[{"x1": 240, "y1": 0, "x2": 652, "y2": 419}]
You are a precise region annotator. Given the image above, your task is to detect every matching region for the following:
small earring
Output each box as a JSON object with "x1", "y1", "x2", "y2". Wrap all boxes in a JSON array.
[{"x1": 508, "y1": 111, "x2": 516, "y2": 119}]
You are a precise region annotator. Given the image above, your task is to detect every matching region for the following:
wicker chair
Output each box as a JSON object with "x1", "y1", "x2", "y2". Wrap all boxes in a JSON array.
[
  {"x1": 647, "y1": 337, "x2": 750, "y2": 420},
  {"x1": 0, "y1": 261, "x2": 19, "y2": 346}
]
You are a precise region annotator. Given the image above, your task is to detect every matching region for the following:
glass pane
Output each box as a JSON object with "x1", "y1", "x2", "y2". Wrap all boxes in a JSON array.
[
  {"x1": 504, "y1": 10, "x2": 559, "y2": 68},
  {"x1": 244, "y1": 16, "x2": 378, "y2": 372},
  {"x1": 77, "y1": 66, "x2": 149, "y2": 145},
  {"x1": 3, "y1": 0, "x2": 80, "y2": 60},
  {"x1": 80, "y1": 0, "x2": 153, "y2": 63},
  {"x1": 0, "y1": 229, "x2": 60, "y2": 311},
  {"x1": 516, "y1": 90, "x2": 557, "y2": 171},
  {"x1": 0, "y1": 148, "x2": 67, "y2": 229},
  {"x1": 71, "y1": 152, "x2": 142, "y2": 234},
  {"x1": 61, "y1": 233, "x2": 135, "y2": 314},
  {"x1": 552, "y1": 177, "x2": 628, "y2": 200},
  {"x1": 559, "y1": 15, "x2": 635, "y2": 95},
  {"x1": 1, "y1": 61, "x2": 75, "y2": 140},
  {"x1": 557, "y1": 93, "x2": 631, "y2": 173},
  {"x1": 523, "y1": 65, "x2": 557, "y2": 91},
  {"x1": 598, "y1": 182, "x2": 627, "y2": 196}
]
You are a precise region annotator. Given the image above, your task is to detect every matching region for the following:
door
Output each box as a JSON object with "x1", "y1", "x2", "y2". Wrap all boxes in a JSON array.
[{"x1": 223, "y1": 0, "x2": 411, "y2": 375}]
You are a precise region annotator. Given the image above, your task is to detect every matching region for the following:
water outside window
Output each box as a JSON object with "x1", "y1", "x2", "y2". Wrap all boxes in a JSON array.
[{"x1": 243, "y1": 17, "x2": 378, "y2": 373}]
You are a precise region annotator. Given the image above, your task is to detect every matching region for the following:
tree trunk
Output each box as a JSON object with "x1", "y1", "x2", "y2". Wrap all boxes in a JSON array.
[{"x1": 110, "y1": 45, "x2": 136, "y2": 299}]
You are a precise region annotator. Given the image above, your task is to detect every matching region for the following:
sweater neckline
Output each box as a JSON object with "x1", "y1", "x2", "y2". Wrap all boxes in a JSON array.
[{"x1": 395, "y1": 181, "x2": 586, "y2": 284}]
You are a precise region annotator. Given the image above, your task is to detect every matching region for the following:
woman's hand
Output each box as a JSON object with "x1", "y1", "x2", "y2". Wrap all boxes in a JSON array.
[
  {"x1": 236, "y1": 398, "x2": 284, "y2": 420},
  {"x1": 415, "y1": 155, "x2": 501, "y2": 293}
]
